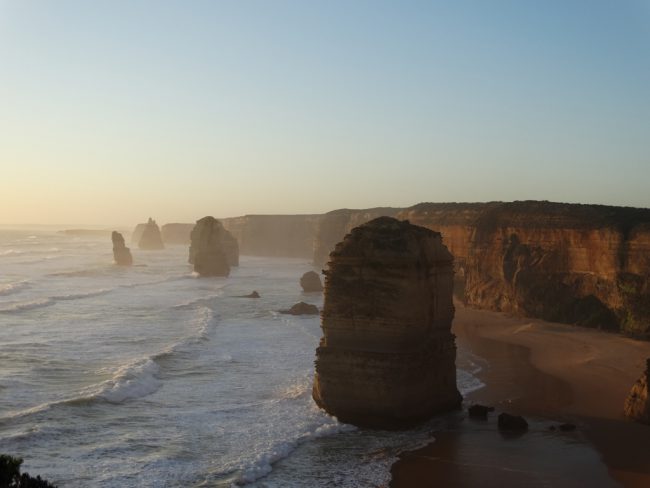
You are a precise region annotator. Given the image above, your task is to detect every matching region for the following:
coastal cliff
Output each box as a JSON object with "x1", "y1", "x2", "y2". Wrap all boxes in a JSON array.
[
  {"x1": 398, "y1": 201, "x2": 650, "y2": 337},
  {"x1": 312, "y1": 202, "x2": 650, "y2": 337},
  {"x1": 222, "y1": 214, "x2": 320, "y2": 258},
  {"x1": 161, "y1": 223, "x2": 195, "y2": 245},
  {"x1": 312, "y1": 208, "x2": 402, "y2": 267},
  {"x1": 313, "y1": 217, "x2": 461, "y2": 428}
]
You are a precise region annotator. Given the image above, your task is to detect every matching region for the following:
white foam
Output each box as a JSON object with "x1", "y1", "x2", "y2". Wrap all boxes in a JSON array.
[
  {"x1": 0, "y1": 249, "x2": 25, "y2": 256},
  {"x1": 235, "y1": 415, "x2": 356, "y2": 485},
  {"x1": 51, "y1": 288, "x2": 113, "y2": 301},
  {"x1": 0, "y1": 298, "x2": 55, "y2": 313},
  {"x1": 0, "y1": 280, "x2": 30, "y2": 296},
  {"x1": 84, "y1": 358, "x2": 162, "y2": 404}
]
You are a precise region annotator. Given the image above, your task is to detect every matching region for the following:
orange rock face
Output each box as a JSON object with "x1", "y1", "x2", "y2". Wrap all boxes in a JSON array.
[
  {"x1": 312, "y1": 217, "x2": 462, "y2": 428},
  {"x1": 314, "y1": 202, "x2": 650, "y2": 337},
  {"x1": 625, "y1": 359, "x2": 650, "y2": 424}
]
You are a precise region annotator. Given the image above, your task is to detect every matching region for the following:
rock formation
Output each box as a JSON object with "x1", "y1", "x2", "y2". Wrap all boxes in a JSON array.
[
  {"x1": 312, "y1": 208, "x2": 402, "y2": 267},
  {"x1": 238, "y1": 291, "x2": 260, "y2": 298},
  {"x1": 312, "y1": 217, "x2": 462, "y2": 428},
  {"x1": 138, "y1": 218, "x2": 165, "y2": 250},
  {"x1": 221, "y1": 230, "x2": 239, "y2": 267},
  {"x1": 498, "y1": 413, "x2": 529, "y2": 431},
  {"x1": 111, "y1": 231, "x2": 132, "y2": 266},
  {"x1": 188, "y1": 216, "x2": 236, "y2": 277},
  {"x1": 624, "y1": 359, "x2": 650, "y2": 424},
  {"x1": 300, "y1": 271, "x2": 323, "y2": 292},
  {"x1": 279, "y1": 302, "x2": 319, "y2": 315},
  {"x1": 313, "y1": 201, "x2": 650, "y2": 337}
]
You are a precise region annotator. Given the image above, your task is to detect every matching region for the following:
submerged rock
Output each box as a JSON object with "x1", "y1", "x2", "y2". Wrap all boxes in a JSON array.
[
  {"x1": 624, "y1": 359, "x2": 650, "y2": 424},
  {"x1": 238, "y1": 291, "x2": 260, "y2": 298},
  {"x1": 279, "y1": 302, "x2": 319, "y2": 315},
  {"x1": 468, "y1": 404, "x2": 495, "y2": 419},
  {"x1": 188, "y1": 216, "x2": 235, "y2": 277},
  {"x1": 312, "y1": 216, "x2": 462, "y2": 428},
  {"x1": 138, "y1": 218, "x2": 165, "y2": 250},
  {"x1": 111, "y1": 231, "x2": 132, "y2": 266},
  {"x1": 498, "y1": 413, "x2": 529, "y2": 431},
  {"x1": 300, "y1": 271, "x2": 323, "y2": 292}
]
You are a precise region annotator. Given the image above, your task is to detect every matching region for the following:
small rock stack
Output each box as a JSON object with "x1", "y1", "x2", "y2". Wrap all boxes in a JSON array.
[
  {"x1": 312, "y1": 217, "x2": 462, "y2": 428},
  {"x1": 138, "y1": 218, "x2": 165, "y2": 250},
  {"x1": 111, "y1": 231, "x2": 132, "y2": 266},
  {"x1": 300, "y1": 271, "x2": 323, "y2": 292}
]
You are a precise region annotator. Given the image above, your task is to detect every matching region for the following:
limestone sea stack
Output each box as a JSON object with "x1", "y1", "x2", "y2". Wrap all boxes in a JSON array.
[
  {"x1": 138, "y1": 218, "x2": 165, "y2": 250},
  {"x1": 111, "y1": 231, "x2": 132, "y2": 265},
  {"x1": 188, "y1": 216, "x2": 236, "y2": 277},
  {"x1": 624, "y1": 359, "x2": 650, "y2": 424},
  {"x1": 300, "y1": 271, "x2": 323, "y2": 292},
  {"x1": 312, "y1": 217, "x2": 462, "y2": 428}
]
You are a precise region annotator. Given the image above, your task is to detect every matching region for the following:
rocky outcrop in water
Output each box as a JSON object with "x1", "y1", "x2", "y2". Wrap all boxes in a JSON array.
[
  {"x1": 111, "y1": 231, "x2": 132, "y2": 266},
  {"x1": 300, "y1": 271, "x2": 323, "y2": 292},
  {"x1": 279, "y1": 302, "x2": 319, "y2": 315},
  {"x1": 188, "y1": 217, "x2": 237, "y2": 277},
  {"x1": 138, "y1": 218, "x2": 165, "y2": 250},
  {"x1": 312, "y1": 217, "x2": 462, "y2": 428},
  {"x1": 624, "y1": 359, "x2": 650, "y2": 424}
]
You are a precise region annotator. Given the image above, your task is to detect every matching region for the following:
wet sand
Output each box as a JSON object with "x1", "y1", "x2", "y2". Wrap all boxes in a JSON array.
[{"x1": 391, "y1": 305, "x2": 650, "y2": 487}]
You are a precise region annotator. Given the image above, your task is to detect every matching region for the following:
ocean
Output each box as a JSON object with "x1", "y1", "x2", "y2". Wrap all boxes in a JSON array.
[{"x1": 0, "y1": 229, "x2": 483, "y2": 487}]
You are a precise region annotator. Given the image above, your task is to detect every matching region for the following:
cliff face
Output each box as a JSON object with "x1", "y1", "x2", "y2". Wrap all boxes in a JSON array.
[
  {"x1": 161, "y1": 223, "x2": 195, "y2": 245},
  {"x1": 396, "y1": 202, "x2": 650, "y2": 337},
  {"x1": 312, "y1": 208, "x2": 402, "y2": 267},
  {"x1": 624, "y1": 359, "x2": 650, "y2": 424},
  {"x1": 138, "y1": 218, "x2": 165, "y2": 250},
  {"x1": 222, "y1": 215, "x2": 320, "y2": 258},
  {"x1": 111, "y1": 231, "x2": 132, "y2": 266},
  {"x1": 188, "y1": 216, "x2": 236, "y2": 276},
  {"x1": 312, "y1": 217, "x2": 461, "y2": 428}
]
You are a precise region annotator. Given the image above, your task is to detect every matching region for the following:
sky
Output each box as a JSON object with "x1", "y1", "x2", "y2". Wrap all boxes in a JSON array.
[{"x1": 1, "y1": 0, "x2": 649, "y2": 226}]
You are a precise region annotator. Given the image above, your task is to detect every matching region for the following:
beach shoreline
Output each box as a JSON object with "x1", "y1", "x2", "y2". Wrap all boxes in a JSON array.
[{"x1": 390, "y1": 305, "x2": 650, "y2": 487}]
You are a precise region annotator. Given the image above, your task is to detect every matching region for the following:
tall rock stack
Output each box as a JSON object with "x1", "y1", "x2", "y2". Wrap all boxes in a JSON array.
[
  {"x1": 624, "y1": 359, "x2": 650, "y2": 424},
  {"x1": 138, "y1": 218, "x2": 165, "y2": 250},
  {"x1": 189, "y1": 216, "x2": 238, "y2": 277},
  {"x1": 111, "y1": 231, "x2": 133, "y2": 265},
  {"x1": 312, "y1": 217, "x2": 462, "y2": 428}
]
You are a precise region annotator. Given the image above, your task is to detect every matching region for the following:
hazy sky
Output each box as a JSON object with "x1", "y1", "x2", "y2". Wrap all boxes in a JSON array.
[{"x1": 1, "y1": 1, "x2": 649, "y2": 225}]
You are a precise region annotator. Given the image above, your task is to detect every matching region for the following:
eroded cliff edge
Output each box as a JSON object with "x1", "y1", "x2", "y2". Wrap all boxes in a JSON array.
[
  {"x1": 312, "y1": 217, "x2": 461, "y2": 428},
  {"x1": 314, "y1": 201, "x2": 650, "y2": 337}
]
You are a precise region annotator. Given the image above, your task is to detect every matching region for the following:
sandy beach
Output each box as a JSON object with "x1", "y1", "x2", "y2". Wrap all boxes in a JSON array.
[{"x1": 391, "y1": 305, "x2": 650, "y2": 487}]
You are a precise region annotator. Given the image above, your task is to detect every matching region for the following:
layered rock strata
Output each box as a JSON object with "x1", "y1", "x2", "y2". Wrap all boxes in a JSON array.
[
  {"x1": 312, "y1": 217, "x2": 462, "y2": 428},
  {"x1": 313, "y1": 202, "x2": 650, "y2": 337},
  {"x1": 624, "y1": 359, "x2": 650, "y2": 424},
  {"x1": 188, "y1": 216, "x2": 236, "y2": 277},
  {"x1": 111, "y1": 231, "x2": 132, "y2": 266},
  {"x1": 312, "y1": 208, "x2": 402, "y2": 267},
  {"x1": 300, "y1": 271, "x2": 323, "y2": 292},
  {"x1": 138, "y1": 218, "x2": 165, "y2": 250}
]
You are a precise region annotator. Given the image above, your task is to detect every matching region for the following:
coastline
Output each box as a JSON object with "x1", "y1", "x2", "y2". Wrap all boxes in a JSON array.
[{"x1": 390, "y1": 305, "x2": 650, "y2": 487}]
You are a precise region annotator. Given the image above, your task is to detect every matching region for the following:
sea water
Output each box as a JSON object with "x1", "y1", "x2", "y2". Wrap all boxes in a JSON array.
[{"x1": 0, "y1": 229, "x2": 483, "y2": 487}]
